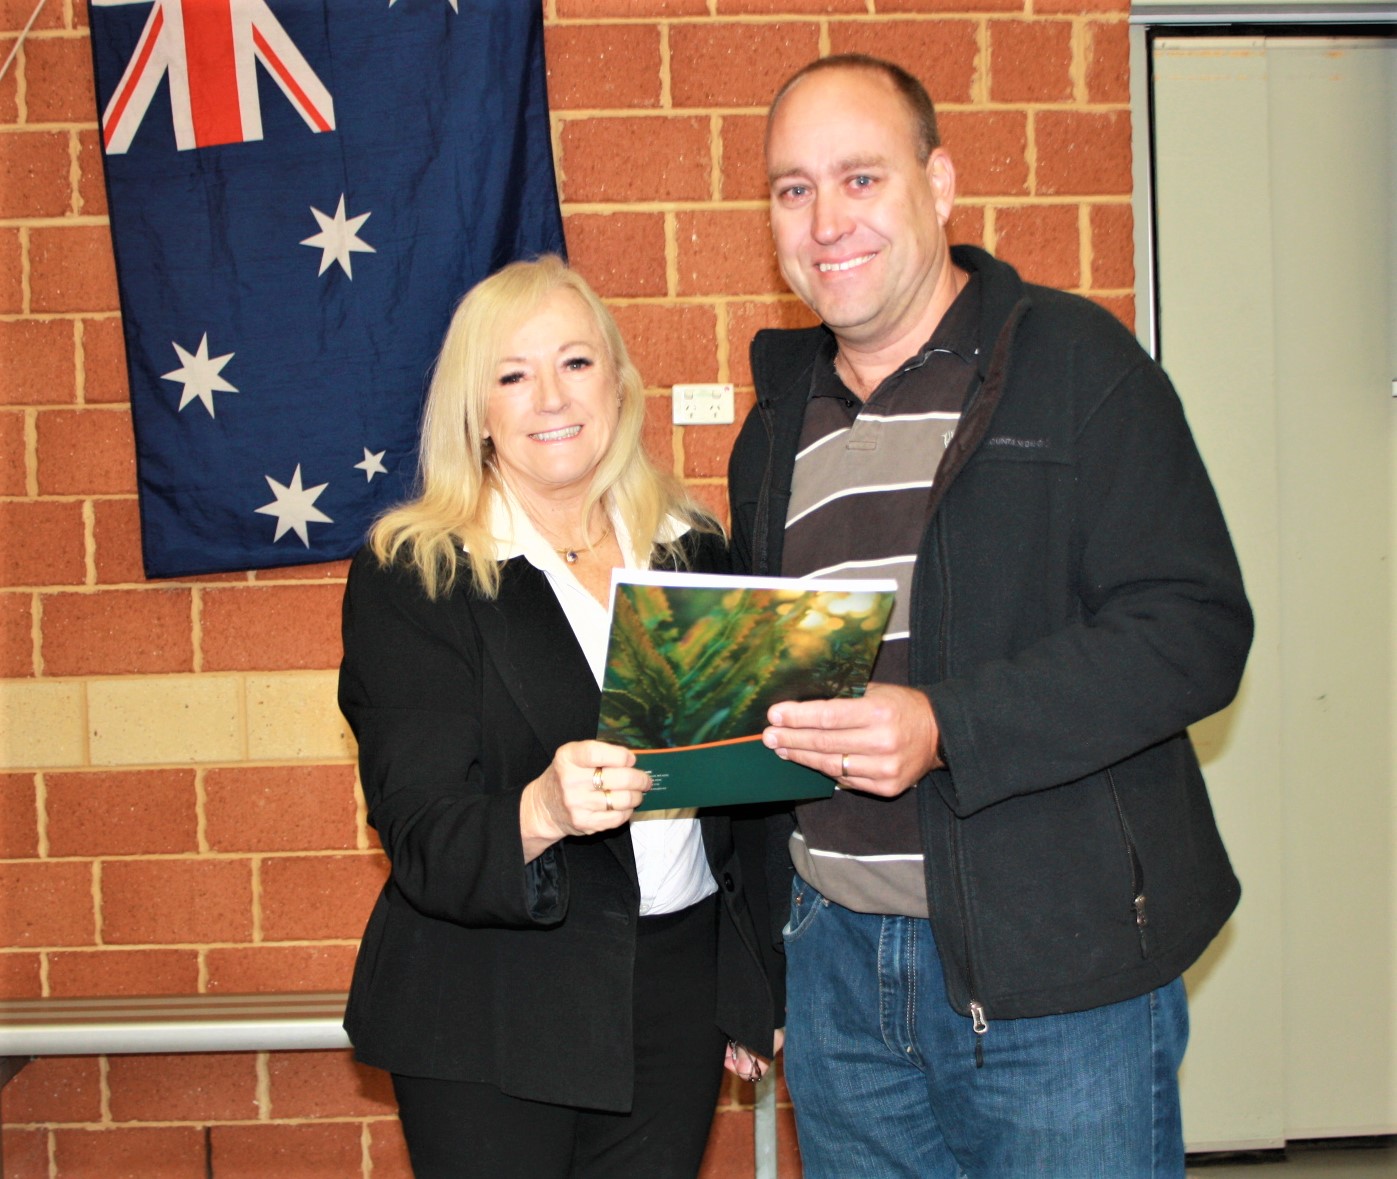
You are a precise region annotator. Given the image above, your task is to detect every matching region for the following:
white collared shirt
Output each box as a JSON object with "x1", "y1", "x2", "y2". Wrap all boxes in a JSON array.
[{"x1": 485, "y1": 492, "x2": 717, "y2": 916}]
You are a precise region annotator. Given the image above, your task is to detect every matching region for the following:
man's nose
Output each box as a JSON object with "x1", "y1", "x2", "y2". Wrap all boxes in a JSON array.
[{"x1": 811, "y1": 191, "x2": 851, "y2": 244}]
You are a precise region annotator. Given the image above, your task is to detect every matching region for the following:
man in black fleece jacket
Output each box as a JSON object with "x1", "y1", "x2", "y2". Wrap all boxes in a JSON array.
[{"x1": 727, "y1": 54, "x2": 1252, "y2": 1178}]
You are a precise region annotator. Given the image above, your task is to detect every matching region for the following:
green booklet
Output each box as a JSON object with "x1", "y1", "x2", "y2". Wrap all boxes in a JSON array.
[{"x1": 597, "y1": 570, "x2": 896, "y2": 811}]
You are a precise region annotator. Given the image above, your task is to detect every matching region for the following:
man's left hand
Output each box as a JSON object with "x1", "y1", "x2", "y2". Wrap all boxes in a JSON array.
[{"x1": 762, "y1": 683, "x2": 944, "y2": 798}]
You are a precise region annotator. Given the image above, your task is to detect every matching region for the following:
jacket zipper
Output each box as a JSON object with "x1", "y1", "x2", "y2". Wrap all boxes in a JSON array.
[
  {"x1": 1105, "y1": 768, "x2": 1149, "y2": 956},
  {"x1": 938, "y1": 511, "x2": 994, "y2": 1061},
  {"x1": 947, "y1": 817, "x2": 990, "y2": 1067},
  {"x1": 934, "y1": 520, "x2": 989, "y2": 1065}
]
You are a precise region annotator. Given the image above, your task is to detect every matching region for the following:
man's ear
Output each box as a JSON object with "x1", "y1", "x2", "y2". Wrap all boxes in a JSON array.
[{"x1": 927, "y1": 148, "x2": 956, "y2": 226}]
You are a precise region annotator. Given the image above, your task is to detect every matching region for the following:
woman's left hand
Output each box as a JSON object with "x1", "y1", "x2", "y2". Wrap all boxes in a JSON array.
[{"x1": 724, "y1": 1029, "x2": 784, "y2": 1082}]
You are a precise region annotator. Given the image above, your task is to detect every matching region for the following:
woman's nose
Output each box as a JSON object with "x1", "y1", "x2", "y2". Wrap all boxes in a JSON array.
[{"x1": 534, "y1": 368, "x2": 567, "y2": 411}]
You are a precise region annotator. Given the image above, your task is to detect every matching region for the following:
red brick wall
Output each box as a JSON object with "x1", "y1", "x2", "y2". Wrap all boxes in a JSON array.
[{"x1": 0, "y1": 0, "x2": 1131, "y2": 1173}]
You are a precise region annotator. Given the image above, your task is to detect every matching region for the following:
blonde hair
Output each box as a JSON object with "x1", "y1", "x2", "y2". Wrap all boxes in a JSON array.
[{"x1": 370, "y1": 255, "x2": 716, "y2": 598}]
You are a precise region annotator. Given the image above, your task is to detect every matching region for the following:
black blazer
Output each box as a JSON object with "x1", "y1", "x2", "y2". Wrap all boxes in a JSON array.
[{"x1": 338, "y1": 531, "x2": 777, "y2": 1112}]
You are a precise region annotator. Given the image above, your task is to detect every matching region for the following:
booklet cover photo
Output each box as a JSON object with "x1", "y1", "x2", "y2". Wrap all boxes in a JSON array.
[{"x1": 597, "y1": 570, "x2": 896, "y2": 811}]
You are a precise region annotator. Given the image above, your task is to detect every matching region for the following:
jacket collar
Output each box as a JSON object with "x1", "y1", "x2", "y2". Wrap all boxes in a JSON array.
[
  {"x1": 950, "y1": 245, "x2": 1028, "y2": 387},
  {"x1": 471, "y1": 557, "x2": 601, "y2": 760}
]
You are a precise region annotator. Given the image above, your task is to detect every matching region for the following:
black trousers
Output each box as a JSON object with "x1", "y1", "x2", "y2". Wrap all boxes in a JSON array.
[{"x1": 392, "y1": 896, "x2": 727, "y2": 1179}]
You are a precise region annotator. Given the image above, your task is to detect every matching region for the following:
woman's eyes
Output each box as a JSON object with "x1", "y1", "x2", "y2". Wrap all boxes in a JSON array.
[{"x1": 496, "y1": 355, "x2": 593, "y2": 386}]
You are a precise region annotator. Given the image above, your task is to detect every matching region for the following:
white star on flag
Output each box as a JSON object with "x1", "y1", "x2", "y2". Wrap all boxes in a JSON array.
[
  {"x1": 162, "y1": 333, "x2": 238, "y2": 416},
  {"x1": 355, "y1": 448, "x2": 388, "y2": 481},
  {"x1": 389, "y1": 0, "x2": 459, "y2": 10},
  {"x1": 300, "y1": 194, "x2": 376, "y2": 278},
  {"x1": 256, "y1": 465, "x2": 333, "y2": 545}
]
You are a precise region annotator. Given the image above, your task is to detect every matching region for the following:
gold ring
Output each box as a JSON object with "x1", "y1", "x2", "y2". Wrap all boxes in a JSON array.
[
  {"x1": 602, "y1": 787, "x2": 614, "y2": 812},
  {"x1": 592, "y1": 767, "x2": 605, "y2": 791},
  {"x1": 841, "y1": 753, "x2": 850, "y2": 777}
]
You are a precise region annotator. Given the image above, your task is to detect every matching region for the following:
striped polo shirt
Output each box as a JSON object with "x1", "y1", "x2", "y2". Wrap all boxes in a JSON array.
[{"x1": 782, "y1": 276, "x2": 981, "y2": 917}]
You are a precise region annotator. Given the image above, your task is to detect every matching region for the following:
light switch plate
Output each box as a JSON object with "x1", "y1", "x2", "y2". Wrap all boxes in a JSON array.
[{"x1": 672, "y1": 383, "x2": 735, "y2": 425}]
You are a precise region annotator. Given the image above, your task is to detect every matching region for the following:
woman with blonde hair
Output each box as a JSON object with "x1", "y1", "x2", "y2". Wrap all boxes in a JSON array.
[{"x1": 339, "y1": 256, "x2": 779, "y2": 1177}]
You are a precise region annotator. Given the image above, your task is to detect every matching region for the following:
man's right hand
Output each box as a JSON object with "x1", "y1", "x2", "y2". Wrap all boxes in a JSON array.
[{"x1": 762, "y1": 683, "x2": 944, "y2": 798}]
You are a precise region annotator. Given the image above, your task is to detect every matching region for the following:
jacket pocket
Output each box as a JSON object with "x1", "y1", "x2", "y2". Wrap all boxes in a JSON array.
[
  {"x1": 1105, "y1": 768, "x2": 1150, "y2": 957},
  {"x1": 948, "y1": 771, "x2": 1149, "y2": 1000}
]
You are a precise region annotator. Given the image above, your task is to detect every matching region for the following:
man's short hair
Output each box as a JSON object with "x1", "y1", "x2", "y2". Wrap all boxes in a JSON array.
[{"x1": 768, "y1": 55, "x2": 941, "y2": 164}]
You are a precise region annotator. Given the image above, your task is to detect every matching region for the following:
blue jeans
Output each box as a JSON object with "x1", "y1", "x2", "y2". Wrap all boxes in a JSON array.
[{"x1": 783, "y1": 875, "x2": 1188, "y2": 1178}]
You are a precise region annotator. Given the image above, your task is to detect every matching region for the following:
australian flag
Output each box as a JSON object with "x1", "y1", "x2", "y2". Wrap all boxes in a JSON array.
[{"x1": 89, "y1": 0, "x2": 566, "y2": 578}]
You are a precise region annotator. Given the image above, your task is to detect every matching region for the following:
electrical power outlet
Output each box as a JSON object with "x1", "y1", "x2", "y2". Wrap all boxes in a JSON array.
[{"x1": 672, "y1": 383, "x2": 735, "y2": 426}]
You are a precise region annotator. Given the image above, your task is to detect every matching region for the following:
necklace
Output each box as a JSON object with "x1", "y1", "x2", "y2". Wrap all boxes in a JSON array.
[
  {"x1": 508, "y1": 482, "x2": 613, "y2": 564},
  {"x1": 547, "y1": 519, "x2": 612, "y2": 564}
]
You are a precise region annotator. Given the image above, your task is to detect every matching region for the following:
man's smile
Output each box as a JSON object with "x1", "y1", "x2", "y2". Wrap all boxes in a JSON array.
[{"x1": 817, "y1": 253, "x2": 876, "y2": 273}]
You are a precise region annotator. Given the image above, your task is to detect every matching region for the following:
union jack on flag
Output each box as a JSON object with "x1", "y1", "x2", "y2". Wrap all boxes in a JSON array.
[{"x1": 90, "y1": 0, "x2": 565, "y2": 577}]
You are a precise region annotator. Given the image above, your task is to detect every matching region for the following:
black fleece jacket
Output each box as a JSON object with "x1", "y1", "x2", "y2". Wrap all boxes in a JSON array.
[{"x1": 728, "y1": 246, "x2": 1252, "y2": 1023}]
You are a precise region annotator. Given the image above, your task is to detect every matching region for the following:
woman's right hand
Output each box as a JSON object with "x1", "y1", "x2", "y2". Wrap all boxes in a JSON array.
[{"x1": 519, "y1": 740, "x2": 651, "y2": 861}]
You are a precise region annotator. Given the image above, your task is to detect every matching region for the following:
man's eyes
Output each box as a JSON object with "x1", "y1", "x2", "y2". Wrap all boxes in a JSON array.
[{"x1": 774, "y1": 176, "x2": 877, "y2": 201}]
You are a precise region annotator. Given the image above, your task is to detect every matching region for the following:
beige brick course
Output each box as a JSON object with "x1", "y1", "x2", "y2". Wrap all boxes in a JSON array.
[
  {"x1": 244, "y1": 671, "x2": 354, "y2": 761},
  {"x1": 0, "y1": 677, "x2": 85, "y2": 767},
  {"x1": 87, "y1": 674, "x2": 244, "y2": 765}
]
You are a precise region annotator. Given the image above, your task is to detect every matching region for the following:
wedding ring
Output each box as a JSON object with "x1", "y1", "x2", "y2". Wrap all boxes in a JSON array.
[
  {"x1": 592, "y1": 767, "x2": 605, "y2": 791},
  {"x1": 841, "y1": 753, "x2": 850, "y2": 778},
  {"x1": 602, "y1": 788, "x2": 614, "y2": 812}
]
